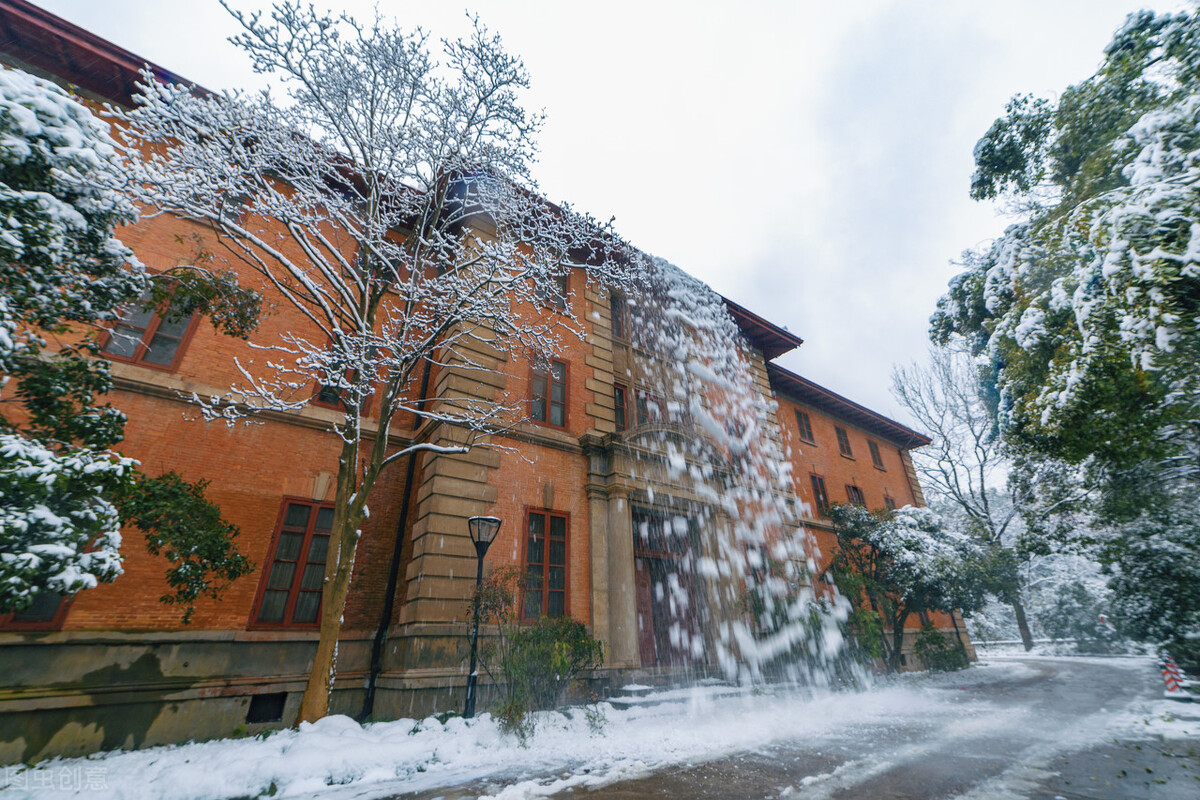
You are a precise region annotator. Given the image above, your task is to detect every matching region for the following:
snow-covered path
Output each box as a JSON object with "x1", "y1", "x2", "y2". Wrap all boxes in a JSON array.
[{"x1": 2, "y1": 656, "x2": 1196, "y2": 800}]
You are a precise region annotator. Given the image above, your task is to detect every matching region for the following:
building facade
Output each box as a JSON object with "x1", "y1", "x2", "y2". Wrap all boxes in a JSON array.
[{"x1": 0, "y1": 0, "x2": 970, "y2": 764}]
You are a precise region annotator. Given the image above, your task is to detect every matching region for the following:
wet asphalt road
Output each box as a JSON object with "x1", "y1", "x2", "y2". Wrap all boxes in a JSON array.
[{"x1": 387, "y1": 658, "x2": 1200, "y2": 800}]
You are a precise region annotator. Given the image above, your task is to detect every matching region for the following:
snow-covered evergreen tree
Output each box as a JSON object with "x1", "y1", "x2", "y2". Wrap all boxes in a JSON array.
[
  {"x1": 0, "y1": 67, "x2": 253, "y2": 619},
  {"x1": 828, "y1": 504, "x2": 982, "y2": 671},
  {"x1": 932, "y1": 7, "x2": 1200, "y2": 667},
  {"x1": 0, "y1": 67, "x2": 144, "y2": 612}
]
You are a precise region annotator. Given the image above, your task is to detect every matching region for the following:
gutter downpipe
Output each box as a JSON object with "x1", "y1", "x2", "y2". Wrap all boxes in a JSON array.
[{"x1": 360, "y1": 356, "x2": 433, "y2": 721}]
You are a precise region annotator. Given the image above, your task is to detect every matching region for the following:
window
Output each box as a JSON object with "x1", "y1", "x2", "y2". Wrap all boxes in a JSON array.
[
  {"x1": 868, "y1": 440, "x2": 885, "y2": 470},
  {"x1": 794, "y1": 409, "x2": 815, "y2": 443},
  {"x1": 539, "y1": 272, "x2": 570, "y2": 311},
  {"x1": 835, "y1": 426, "x2": 853, "y2": 458},
  {"x1": 102, "y1": 290, "x2": 196, "y2": 369},
  {"x1": 252, "y1": 501, "x2": 333, "y2": 628},
  {"x1": 614, "y1": 383, "x2": 628, "y2": 432},
  {"x1": 809, "y1": 474, "x2": 830, "y2": 516},
  {"x1": 0, "y1": 590, "x2": 67, "y2": 630},
  {"x1": 524, "y1": 510, "x2": 567, "y2": 621},
  {"x1": 884, "y1": 494, "x2": 897, "y2": 511},
  {"x1": 610, "y1": 293, "x2": 626, "y2": 340},
  {"x1": 531, "y1": 361, "x2": 567, "y2": 427},
  {"x1": 846, "y1": 484, "x2": 866, "y2": 506},
  {"x1": 636, "y1": 390, "x2": 662, "y2": 426},
  {"x1": 312, "y1": 383, "x2": 345, "y2": 409},
  {"x1": 311, "y1": 371, "x2": 372, "y2": 414}
]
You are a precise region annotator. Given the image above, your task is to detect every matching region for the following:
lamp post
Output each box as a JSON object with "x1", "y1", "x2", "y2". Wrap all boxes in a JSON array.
[{"x1": 464, "y1": 515, "x2": 502, "y2": 719}]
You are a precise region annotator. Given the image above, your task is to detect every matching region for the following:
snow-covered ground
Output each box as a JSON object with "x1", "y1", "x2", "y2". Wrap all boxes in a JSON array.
[{"x1": 2, "y1": 656, "x2": 1195, "y2": 800}]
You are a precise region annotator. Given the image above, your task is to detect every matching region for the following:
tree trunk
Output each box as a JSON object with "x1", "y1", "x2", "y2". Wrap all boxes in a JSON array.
[
  {"x1": 889, "y1": 609, "x2": 910, "y2": 673},
  {"x1": 297, "y1": 445, "x2": 365, "y2": 724},
  {"x1": 1012, "y1": 598, "x2": 1034, "y2": 652}
]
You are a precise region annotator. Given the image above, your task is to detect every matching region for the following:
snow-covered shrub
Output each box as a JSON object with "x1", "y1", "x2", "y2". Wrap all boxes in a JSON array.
[
  {"x1": 472, "y1": 568, "x2": 603, "y2": 741},
  {"x1": 829, "y1": 504, "x2": 983, "y2": 672},
  {"x1": 0, "y1": 434, "x2": 130, "y2": 611},
  {"x1": 913, "y1": 624, "x2": 969, "y2": 672}
]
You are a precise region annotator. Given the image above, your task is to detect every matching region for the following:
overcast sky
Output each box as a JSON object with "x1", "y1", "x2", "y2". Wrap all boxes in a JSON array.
[{"x1": 33, "y1": 0, "x2": 1191, "y2": 425}]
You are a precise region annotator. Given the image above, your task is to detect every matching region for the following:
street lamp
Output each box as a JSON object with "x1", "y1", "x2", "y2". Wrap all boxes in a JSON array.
[{"x1": 464, "y1": 515, "x2": 502, "y2": 719}]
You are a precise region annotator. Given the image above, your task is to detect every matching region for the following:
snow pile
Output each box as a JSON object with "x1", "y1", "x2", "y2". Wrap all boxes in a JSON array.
[
  {"x1": 625, "y1": 259, "x2": 850, "y2": 682},
  {"x1": 0, "y1": 682, "x2": 941, "y2": 800},
  {"x1": 7, "y1": 657, "x2": 1190, "y2": 800}
]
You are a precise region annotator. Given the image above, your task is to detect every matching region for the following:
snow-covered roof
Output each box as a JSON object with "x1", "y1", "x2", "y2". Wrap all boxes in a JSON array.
[
  {"x1": 766, "y1": 363, "x2": 932, "y2": 449},
  {"x1": 0, "y1": 0, "x2": 194, "y2": 106}
]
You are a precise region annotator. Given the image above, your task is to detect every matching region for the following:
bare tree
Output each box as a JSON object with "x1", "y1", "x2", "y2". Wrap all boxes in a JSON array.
[
  {"x1": 113, "y1": 2, "x2": 640, "y2": 721},
  {"x1": 891, "y1": 345, "x2": 1034, "y2": 650}
]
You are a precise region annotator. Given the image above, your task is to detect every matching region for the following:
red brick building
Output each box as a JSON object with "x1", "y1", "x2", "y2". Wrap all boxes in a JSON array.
[{"x1": 0, "y1": 0, "x2": 967, "y2": 764}]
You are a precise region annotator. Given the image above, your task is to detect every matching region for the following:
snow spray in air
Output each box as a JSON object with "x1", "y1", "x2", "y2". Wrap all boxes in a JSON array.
[{"x1": 621, "y1": 258, "x2": 856, "y2": 686}]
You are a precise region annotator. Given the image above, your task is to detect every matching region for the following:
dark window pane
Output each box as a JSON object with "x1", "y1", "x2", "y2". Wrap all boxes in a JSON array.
[
  {"x1": 548, "y1": 591, "x2": 565, "y2": 617},
  {"x1": 257, "y1": 590, "x2": 288, "y2": 623},
  {"x1": 550, "y1": 382, "x2": 565, "y2": 403},
  {"x1": 524, "y1": 591, "x2": 541, "y2": 620},
  {"x1": 141, "y1": 333, "x2": 182, "y2": 365},
  {"x1": 549, "y1": 515, "x2": 566, "y2": 540},
  {"x1": 550, "y1": 403, "x2": 564, "y2": 427},
  {"x1": 610, "y1": 294, "x2": 625, "y2": 339},
  {"x1": 527, "y1": 536, "x2": 544, "y2": 565},
  {"x1": 266, "y1": 560, "x2": 296, "y2": 590},
  {"x1": 117, "y1": 303, "x2": 156, "y2": 332},
  {"x1": 275, "y1": 531, "x2": 304, "y2": 561},
  {"x1": 528, "y1": 513, "x2": 545, "y2": 538},
  {"x1": 102, "y1": 324, "x2": 144, "y2": 358},
  {"x1": 548, "y1": 565, "x2": 565, "y2": 590},
  {"x1": 300, "y1": 563, "x2": 325, "y2": 592},
  {"x1": 12, "y1": 590, "x2": 61, "y2": 621},
  {"x1": 292, "y1": 592, "x2": 320, "y2": 624},
  {"x1": 549, "y1": 539, "x2": 565, "y2": 567},
  {"x1": 307, "y1": 534, "x2": 330, "y2": 564},
  {"x1": 314, "y1": 508, "x2": 334, "y2": 532},
  {"x1": 284, "y1": 504, "x2": 311, "y2": 530},
  {"x1": 551, "y1": 362, "x2": 565, "y2": 382},
  {"x1": 316, "y1": 384, "x2": 342, "y2": 406},
  {"x1": 154, "y1": 314, "x2": 191, "y2": 339},
  {"x1": 526, "y1": 564, "x2": 543, "y2": 590},
  {"x1": 531, "y1": 396, "x2": 546, "y2": 422}
]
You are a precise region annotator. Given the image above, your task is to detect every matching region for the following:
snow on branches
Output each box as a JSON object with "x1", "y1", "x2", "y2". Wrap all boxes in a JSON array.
[
  {"x1": 0, "y1": 68, "x2": 144, "y2": 331},
  {"x1": 0, "y1": 434, "x2": 130, "y2": 612},
  {"x1": 932, "y1": 8, "x2": 1200, "y2": 478},
  {"x1": 110, "y1": 2, "x2": 642, "y2": 720},
  {"x1": 0, "y1": 67, "x2": 147, "y2": 612}
]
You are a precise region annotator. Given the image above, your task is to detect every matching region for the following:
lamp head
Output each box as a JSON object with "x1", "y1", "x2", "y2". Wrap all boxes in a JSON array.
[{"x1": 467, "y1": 516, "x2": 502, "y2": 549}]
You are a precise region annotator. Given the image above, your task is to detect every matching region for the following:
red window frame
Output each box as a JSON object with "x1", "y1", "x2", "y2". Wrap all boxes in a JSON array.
[
  {"x1": 0, "y1": 591, "x2": 69, "y2": 631},
  {"x1": 794, "y1": 409, "x2": 815, "y2": 444},
  {"x1": 538, "y1": 272, "x2": 570, "y2": 312},
  {"x1": 846, "y1": 484, "x2": 866, "y2": 506},
  {"x1": 810, "y1": 474, "x2": 830, "y2": 516},
  {"x1": 249, "y1": 499, "x2": 335, "y2": 629},
  {"x1": 835, "y1": 426, "x2": 854, "y2": 458},
  {"x1": 531, "y1": 360, "x2": 568, "y2": 428},
  {"x1": 613, "y1": 383, "x2": 628, "y2": 432},
  {"x1": 101, "y1": 290, "x2": 198, "y2": 372},
  {"x1": 610, "y1": 292, "x2": 626, "y2": 340},
  {"x1": 311, "y1": 371, "x2": 373, "y2": 415},
  {"x1": 635, "y1": 389, "x2": 663, "y2": 426},
  {"x1": 868, "y1": 440, "x2": 886, "y2": 470},
  {"x1": 523, "y1": 508, "x2": 568, "y2": 621}
]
